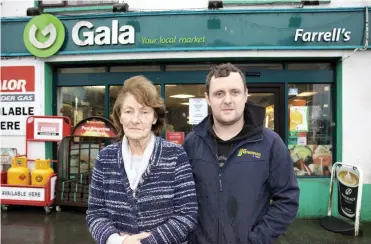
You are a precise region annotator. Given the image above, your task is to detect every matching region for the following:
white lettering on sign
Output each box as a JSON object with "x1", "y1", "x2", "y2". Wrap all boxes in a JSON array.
[
  {"x1": 40, "y1": 126, "x2": 56, "y2": 132},
  {"x1": 1, "y1": 187, "x2": 45, "y2": 201},
  {"x1": 72, "y1": 20, "x2": 135, "y2": 46},
  {"x1": 294, "y1": 28, "x2": 351, "y2": 42},
  {"x1": 0, "y1": 80, "x2": 27, "y2": 93},
  {"x1": 0, "y1": 66, "x2": 38, "y2": 136}
]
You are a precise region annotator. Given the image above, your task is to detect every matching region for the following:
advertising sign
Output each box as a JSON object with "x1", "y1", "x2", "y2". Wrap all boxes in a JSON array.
[
  {"x1": 2, "y1": 10, "x2": 367, "y2": 57},
  {"x1": 33, "y1": 118, "x2": 63, "y2": 141},
  {"x1": 0, "y1": 66, "x2": 36, "y2": 135},
  {"x1": 1, "y1": 187, "x2": 45, "y2": 201},
  {"x1": 289, "y1": 106, "x2": 309, "y2": 132},
  {"x1": 166, "y1": 132, "x2": 185, "y2": 145},
  {"x1": 289, "y1": 144, "x2": 333, "y2": 177},
  {"x1": 72, "y1": 117, "x2": 117, "y2": 138},
  {"x1": 23, "y1": 14, "x2": 66, "y2": 58},
  {"x1": 336, "y1": 166, "x2": 360, "y2": 220}
]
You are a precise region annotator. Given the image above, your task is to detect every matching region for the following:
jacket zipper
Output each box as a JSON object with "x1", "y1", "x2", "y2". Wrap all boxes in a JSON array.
[{"x1": 219, "y1": 160, "x2": 223, "y2": 192}]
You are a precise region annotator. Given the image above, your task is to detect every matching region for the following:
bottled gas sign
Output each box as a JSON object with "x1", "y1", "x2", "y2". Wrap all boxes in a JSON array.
[{"x1": 0, "y1": 66, "x2": 37, "y2": 135}]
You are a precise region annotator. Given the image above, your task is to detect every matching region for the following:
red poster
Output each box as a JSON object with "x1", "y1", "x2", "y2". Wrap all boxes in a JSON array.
[
  {"x1": 166, "y1": 132, "x2": 185, "y2": 145},
  {"x1": 73, "y1": 117, "x2": 117, "y2": 138},
  {"x1": 0, "y1": 66, "x2": 35, "y2": 93}
]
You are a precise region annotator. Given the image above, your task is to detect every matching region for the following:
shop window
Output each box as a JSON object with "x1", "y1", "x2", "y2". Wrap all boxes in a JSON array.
[
  {"x1": 57, "y1": 86, "x2": 105, "y2": 126},
  {"x1": 288, "y1": 84, "x2": 334, "y2": 177},
  {"x1": 58, "y1": 67, "x2": 106, "y2": 74},
  {"x1": 109, "y1": 85, "x2": 161, "y2": 121},
  {"x1": 165, "y1": 84, "x2": 208, "y2": 139},
  {"x1": 248, "y1": 93, "x2": 275, "y2": 130},
  {"x1": 235, "y1": 63, "x2": 283, "y2": 70},
  {"x1": 165, "y1": 64, "x2": 214, "y2": 71},
  {"x1": 110, "y1": 66, "x2": 161, "y2": 72},
  {"x1": 165, "y1": 63, "x2": 283, "y2": 71},
  {"x1": 287, "y1": 63, "x2": 333, "y2": 70}
]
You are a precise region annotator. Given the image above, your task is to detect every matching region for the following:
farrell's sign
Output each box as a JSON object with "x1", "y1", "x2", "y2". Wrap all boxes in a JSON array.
[{"x1": 294, "y1": 28, "x2": 351, "y2": 42}]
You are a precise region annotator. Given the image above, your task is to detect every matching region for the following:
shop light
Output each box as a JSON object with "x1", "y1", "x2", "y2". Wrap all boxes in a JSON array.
[
  {"x1": 180, "y1": 102, "x2": 189, "y2": 106},
  {"x1": 113, "y1": 2, "x2": 129, "y2": 13},
  {"x1": 166, "y1": 85, "x2": 177, "y2": 87},
  {"x1": 296, "y1": 92, "x2": 318, "y2": 97},
  {"x1": 170, "y1": 94, "x2": 195, "y2": 99},
  {"x1": 26, "y1": 7, "x2": 42, "y2": 16},
  {"x1": 208, "y1": 0, "x2": 223, "y2": 10}
]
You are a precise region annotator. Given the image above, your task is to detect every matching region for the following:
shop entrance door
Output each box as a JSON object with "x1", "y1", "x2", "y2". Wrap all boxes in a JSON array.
[{"x1": 247, "y1": 84, "x2": 285, "y2": 140}]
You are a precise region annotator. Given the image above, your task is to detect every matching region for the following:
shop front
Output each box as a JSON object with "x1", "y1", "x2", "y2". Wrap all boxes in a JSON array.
[{"x1": 1, "y1": 7, "x2": 370, "y2": 220}]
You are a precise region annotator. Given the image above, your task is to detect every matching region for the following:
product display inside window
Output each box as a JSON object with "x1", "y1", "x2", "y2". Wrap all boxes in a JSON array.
[
  {"x1": 165, "y1": 84, "x2": 208, "y2": 142},
  {"x1": 109, "y1": 85, "x2": 161, "y2": 121},
  {"x1": 288, "y1": 84, "x2": 334, "y2": 177},
  {"x1": 57, "y1": 86, "x2": 105, "y2": 127},
  {"x1": 248, "y1": 93, "x2": 275, "y2": 131}
]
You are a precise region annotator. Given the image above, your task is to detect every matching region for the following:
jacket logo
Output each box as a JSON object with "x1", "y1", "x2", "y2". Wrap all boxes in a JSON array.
[{"x1": 237, "y1": 149, "x2": 261, "y2": 158}]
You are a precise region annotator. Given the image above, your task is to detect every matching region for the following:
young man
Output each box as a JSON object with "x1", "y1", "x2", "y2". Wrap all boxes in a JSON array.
[{"x1": 184, "y1": 63, "x2": 300, "y2": 244}]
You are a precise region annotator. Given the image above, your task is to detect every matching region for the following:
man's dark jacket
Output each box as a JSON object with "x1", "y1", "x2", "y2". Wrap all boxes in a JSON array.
[{"x1": 183, "y1": 102, "x2": 300, "y2": 244}]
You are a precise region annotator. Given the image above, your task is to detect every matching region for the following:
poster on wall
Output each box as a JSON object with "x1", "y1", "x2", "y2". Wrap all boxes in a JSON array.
[
  {"x1": 0, "y1": 66, "x2": 37, "y2": 135},
  {"x1": 289, "y1": 144, "x2": 333, "y2": 177},
  {"x1": 189, "y1": 98, "x2": 208, "y2": 125},
  {"x1": 289, "y1": 106, "x2": 309, "y2": 132},
  {"x1": 166, "y1": 132, "x2": 185, "y2": 145},
  {"x1": 335, "y1": 165, "x2": 360, "y2": 220},
  {"x1": 72, "y1": 116, "x2": 117, "y2": 138}
]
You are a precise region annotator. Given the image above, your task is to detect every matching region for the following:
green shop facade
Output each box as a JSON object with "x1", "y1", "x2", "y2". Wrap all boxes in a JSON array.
[{"x1": 1, "y1": 7, "x2": 370, "y2": 221}]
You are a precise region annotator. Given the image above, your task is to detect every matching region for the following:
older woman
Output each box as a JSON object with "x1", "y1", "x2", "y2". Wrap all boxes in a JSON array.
[{"x1": 87, "y1": 76, "x2": 198, "y2": 244}]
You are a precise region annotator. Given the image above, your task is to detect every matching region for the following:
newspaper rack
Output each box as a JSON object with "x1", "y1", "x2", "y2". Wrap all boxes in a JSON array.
[
  {"x1": 55, "y1": 116, "x2": 117, "y2": 212},
  {"x1": 320, "y1": 162, "x2": 364, "y2": 236},
  {"x1": 0, "y1": 116, "x2": 72, "y2": 214}
]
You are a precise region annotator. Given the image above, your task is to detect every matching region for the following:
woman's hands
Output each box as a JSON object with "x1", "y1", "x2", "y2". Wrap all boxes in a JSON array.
[{"x1": 121, "y1": 232, "x2": 151, "y2": 244}]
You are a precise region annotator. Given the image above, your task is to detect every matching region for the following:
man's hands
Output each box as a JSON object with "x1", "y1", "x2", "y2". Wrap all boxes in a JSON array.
[{"x1": 121, "y1": 232, "x2": 151, "y2": 244}]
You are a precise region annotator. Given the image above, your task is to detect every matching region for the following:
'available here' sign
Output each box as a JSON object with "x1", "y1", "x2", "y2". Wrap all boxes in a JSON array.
[{"x1": 0, "y1": 66, "x2": 37, "y2": 135}]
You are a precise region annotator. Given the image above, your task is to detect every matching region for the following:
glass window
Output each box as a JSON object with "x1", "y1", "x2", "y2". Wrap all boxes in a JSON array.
[
  {"x1": 165, "y1": 84, "x2": 208, "y2": 138},
  {"x1": 57, "y1": 86, "x2": 105, "y2": 126},
  {"x1": 165, "y1": 64, "x2": 214, "y2": 71},
  {"x1": 287, "y1": 63, "x2": 333, "y2": 70},
  {"x1": 110, "y1": 66, "x2": 161, "y2": 72},
  {"x1": 288, "y1": 84, "x2": 334, "y2": 177},
  {"x1": 236, "y1": 63, "x2": 283, "y2": 70},
  {"x1": 248, "y1": 93, "x2": 275, "y2": 130},
  {"x1": 58, "y1": 67, "x2": 106, "y2": 74},
  {"x1": 109, "y1": 85, "x2": 161, "y2": 121}
]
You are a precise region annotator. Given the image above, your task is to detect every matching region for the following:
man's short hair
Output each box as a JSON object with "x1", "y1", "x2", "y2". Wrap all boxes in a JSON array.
[{"x1": 205, "y1": 63, "x2": 247, "y2": 94}]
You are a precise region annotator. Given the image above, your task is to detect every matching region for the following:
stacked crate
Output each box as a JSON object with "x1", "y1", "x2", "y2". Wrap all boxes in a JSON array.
[{"x1": 59, "y1": 172, "x2": 92, "y2": 206}]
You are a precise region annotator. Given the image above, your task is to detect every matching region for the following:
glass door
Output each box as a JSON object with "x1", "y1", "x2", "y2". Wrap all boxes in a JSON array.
[{"x1": 247, "y1": 84, "x2": 285, "y2": 141}]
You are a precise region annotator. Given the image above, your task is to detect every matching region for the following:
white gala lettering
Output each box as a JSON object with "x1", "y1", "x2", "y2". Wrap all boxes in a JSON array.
[
  {"x1": 72, "y1": 21, "x2": 94, "y2": 46},
  {"x1": 72, "y1": 20, "x2": 135, "y2": 46},
  {"x1": 118, "y1": 25, "x2": 135, "y2": 45},
  {"x1": 94, "y1": 26, "x2": 111, "y2": 45}
]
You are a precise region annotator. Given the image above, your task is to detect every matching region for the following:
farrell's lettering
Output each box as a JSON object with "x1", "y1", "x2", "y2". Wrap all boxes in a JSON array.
[{"x1": 294, "y1": 28, "x2": 351, "y2": 42}]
